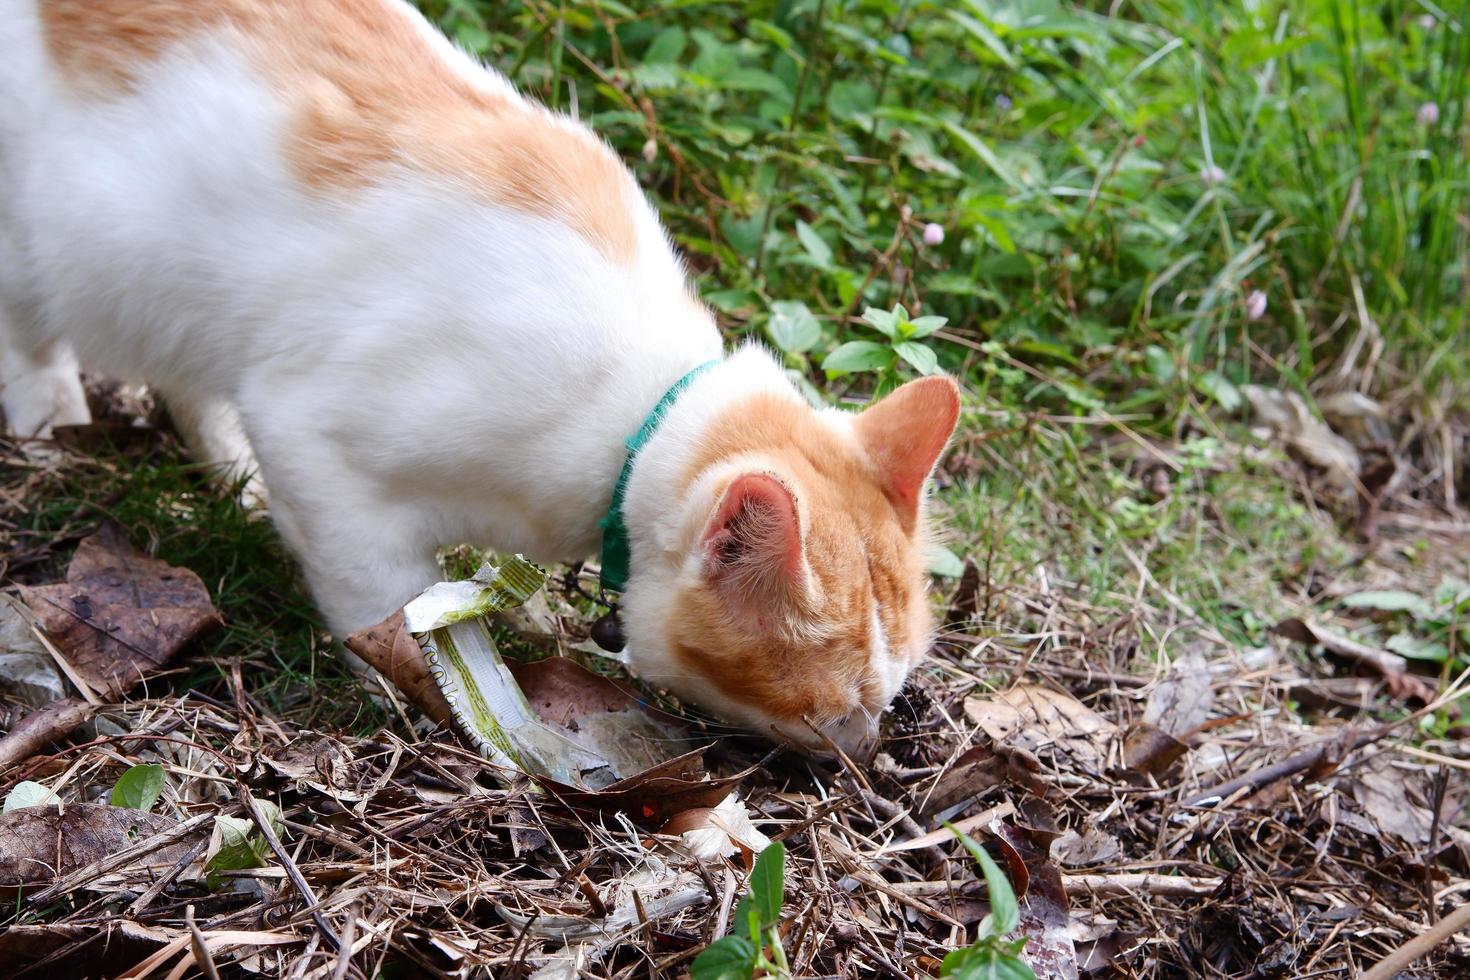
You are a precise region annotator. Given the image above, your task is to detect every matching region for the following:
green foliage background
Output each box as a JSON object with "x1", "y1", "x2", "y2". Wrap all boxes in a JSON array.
[{"x1": 420, "y1": 0, "x2": 1467, "y2": 413}]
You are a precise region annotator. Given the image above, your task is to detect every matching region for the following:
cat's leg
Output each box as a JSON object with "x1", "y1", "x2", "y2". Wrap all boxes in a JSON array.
[
  {"x1": 0, "y1": 311, "x2": 91, "y2": 440},
  {"x1": 163, "y1": 392, "x2": 270, "y2": 511},
  {"x1": 247, "y1": 425, "x2": 442, "y2": 671}
]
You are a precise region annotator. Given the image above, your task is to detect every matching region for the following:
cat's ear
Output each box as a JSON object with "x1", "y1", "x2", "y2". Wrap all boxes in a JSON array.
[
  {"x1": 701, "y1": 473, "x2": 804, "y2": 613},
  {"x1": 854, "y1": 376, "x2": 960, "y2": 529}
]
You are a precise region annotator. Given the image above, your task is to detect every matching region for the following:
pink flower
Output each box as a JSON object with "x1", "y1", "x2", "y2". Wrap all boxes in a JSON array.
[
  {"x1": 1418, "y1": 14, "x2": 1436, "y2": 29},
  {"x1": 1418, "y1": 101, "x2": 1440, "y2": 126},
  {"x1": 1200, "y1": 164, "x2": 1226, "y2": 187},
  {"x1": 922, "y1": 223, "x2": 945, "y2": 246},
  {"x1": 1245, "y1": 290, "x2": 1267, "y2": 321}
]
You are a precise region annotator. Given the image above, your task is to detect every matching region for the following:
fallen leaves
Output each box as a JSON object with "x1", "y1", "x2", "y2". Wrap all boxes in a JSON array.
[
  {"x1": 16, "y1": 525, "x2": 222, "y2": 701},
  {"x1": 0, "y1": 803, "x2": 198, "y2": 892},
  {"x1": 964, "y1": 685, "x2": 1117, "y2": 775}
]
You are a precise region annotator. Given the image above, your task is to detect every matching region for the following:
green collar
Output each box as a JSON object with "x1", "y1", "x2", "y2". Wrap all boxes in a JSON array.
[{"x1": 598, "y1": 360, "x2": 720, "y2": 594}]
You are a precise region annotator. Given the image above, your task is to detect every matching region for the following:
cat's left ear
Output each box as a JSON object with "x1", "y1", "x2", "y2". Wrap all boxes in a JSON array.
[{"x1": 854, "y1": 376, "x2": 960, "y2": 529}]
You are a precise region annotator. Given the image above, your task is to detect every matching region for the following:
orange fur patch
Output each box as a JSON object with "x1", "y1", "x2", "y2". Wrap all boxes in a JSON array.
[
  {"x1": 39, "y1": 0, "x2": 640, "y2": 262},
  {"x1": 667, "y1": 391, "x2": 934, "y2": 727}
]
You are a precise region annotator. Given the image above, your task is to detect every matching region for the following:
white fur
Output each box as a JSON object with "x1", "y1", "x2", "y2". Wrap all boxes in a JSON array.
[{"x1": 0, "y1": 0, "x2": 906, "y2": 751}]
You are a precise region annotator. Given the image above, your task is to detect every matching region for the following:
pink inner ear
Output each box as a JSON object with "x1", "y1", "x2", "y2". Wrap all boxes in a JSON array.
[
  {"x1": 703, "y1": 473, "x2": 803, "y2": 582},
  {"x1": 855, "y1": 376, "x2": 961, "y2": 522}
]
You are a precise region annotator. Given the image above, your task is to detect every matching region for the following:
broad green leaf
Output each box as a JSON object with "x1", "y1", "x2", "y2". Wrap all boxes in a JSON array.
[
  {"x1": 948, "y1": 11, "x2": 1017, "y2": 67},
  {"x1": 907, "y1": 315, "x2": 949, "y2": 339},
  {"x1": 941, "y1": 943, "x2": 1037, "y2": 980},
  {"x1": 1386, "y1": 632, "x2": 1450, "y2": 662},
  {"x1": 927, "y1": 544, "x2": 965, "y2": 578},
  {"x1": 940, "y1": 120, "x2": 1024, "y2": 191},
  {"x1": 1341, "y1": 590, "x2": 1430, "y2": 617},
  {"x1": 644, "y1": 26, "x2": 687, "y2": 64},
  {"x1": 895, "y1": 340, "x2": 941, "y2": 376},
  {"x1": 767, "y1": 301, "x2": 821, "y2": 354},
  {"x1": 690, "y1": 935, "x2": 756, "y2": 980},
  {"x1": 861, "y1": 305, "x2": 903, "y2": 340},
  {"x1": 110, "y1": 763, "x2": 166, "y2": 811},
  {"x1": 1194, "y1": 371, "x2": 1241, "y2": 412},
  {"x1": 4, "y1": 780, "x2": 59, "y2": 812},
  {"x1": 204, "y1": 814, "x2": 270, "y2": 882},
  {"x1": 1145, "y1": 345, "x2": 1176, "y2": 382},
  {"x1": 947, "y1": 824, "x2": 1020, "y2": 937},
  {"x1": 746, "y1": 841, "x2": 785, "y2": 929},
  {"x1": 794, "y1": 220, "x2": 833, "y2": 267},
  {"x1": 824, "y1": 341, "x2": 894, "y2": 375}
]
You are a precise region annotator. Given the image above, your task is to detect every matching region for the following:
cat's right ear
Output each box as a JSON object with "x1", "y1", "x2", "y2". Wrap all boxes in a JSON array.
[{"x1": 701, "y1": 473, "x2": 805, "y2": 624}]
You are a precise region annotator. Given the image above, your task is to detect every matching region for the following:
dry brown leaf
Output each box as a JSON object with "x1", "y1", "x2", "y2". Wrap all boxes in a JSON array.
[
  {"x1": 917, "y1": 742, "x2": 1046, "y2": 816},
  {"x1": 1242, "y1": 385, "x2": 1360, "y2": 493},
  {"x1": 1121, "y1": 722, "x2": 1189, "y2": 778},
  {"x1": 1050, "y1": 828, "x2": 1122, "y2": 868},
  {"x1": 17, "y1": 526, "x2": 222, "y2": 701},
  {"x1": 1143, "y1": 649, "x2": 1213, "y2": 736},
  {"x1": 0, "y1": 698, "x2": 97, "y2": 771},
  {"x1": 0, "y1": 804, "x2": 195, "y2": 891},
  {"x1": 1274, "y1": 617, "x2": 1441, "y2": 707},
  {"x1": 343, "y1": 610, "x2": 452, "y2": 725},
  {"x1": 964, "y1": 684, "x2": 1117, "y2": 774},
  {"x1": 0, "y1": 921, "x2": 174, "y2": 979}
]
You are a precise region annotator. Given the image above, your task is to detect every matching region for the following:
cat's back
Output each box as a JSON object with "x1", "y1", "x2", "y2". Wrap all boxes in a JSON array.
[{"x1": 1, "y1": 0, "x2": 696, "y2": 391}]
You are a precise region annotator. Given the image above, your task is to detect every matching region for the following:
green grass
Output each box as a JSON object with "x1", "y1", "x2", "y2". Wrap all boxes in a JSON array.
[{"x1": 424, "y1": 0, "x2": 1467, "y2": 409}]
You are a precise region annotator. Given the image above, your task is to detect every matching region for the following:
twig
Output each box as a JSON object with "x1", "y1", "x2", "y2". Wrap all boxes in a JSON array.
[
  {"x1": 0, "y1": 697, "x2": 96, "y2": 770},
  {"x1": 241, "y1": 786, "x2": 342, "y2": 953},
  {"x1": 1181, "y1": 727, "x2": 1380, "y2": 807},
  {"x1": 1063, "y1": 872, "x2": 1223, "y2": 897},
  {"x1": 1359, "y1": 901, "x2": 1470, "y2": 980},
  {"x1": 187, "y1": 904, "x2": 223, "y2": 980}
]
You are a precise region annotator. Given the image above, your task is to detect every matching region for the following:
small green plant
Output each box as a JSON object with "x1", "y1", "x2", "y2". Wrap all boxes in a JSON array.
[
  {"x1": 1342, "y1": 580, "x2": 1470, "y2": 668},
  {"x1": 110, "y1": 763, "x2": 166, "y2": 811},
  {"x1": 203, "y1": 801, "x2": 285, "y2": 889},
  {"x1": 691, "y1": 841, "x2": 790, "y2": 980},
  {"x1": 941, "y1": 823, "x2": 1035, "y2": 980},
  {"x1": 824, "y1": 304, "x2": 948, "y2": 395}
]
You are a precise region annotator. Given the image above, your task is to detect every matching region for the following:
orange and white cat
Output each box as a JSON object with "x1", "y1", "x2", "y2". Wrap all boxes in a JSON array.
[{"x1": 0, "y1": 0, "x2": 959, "y2": 752}]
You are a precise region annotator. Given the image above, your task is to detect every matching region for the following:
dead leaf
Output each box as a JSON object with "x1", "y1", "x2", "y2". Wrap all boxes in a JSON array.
[
  {"x1": 0, "y1": 601, "x2": 65, "y2": 709},
  {"x1": 0, "y1": 921, "x2": 173, "y2": 979},
  {"x1": 1051, "y1": 828, "x2": 1122, "y2": 868},
  {"x1": 1144, "y1": 649, "x2": 1213, "y2": 736},
  {"x1": 0, "y1": 698, "x2": 97, "y2": 771},
  {"x1": 917, "y1": 742, "x2": 1046, "y2": 816},
  {"x1": 1242, "y1": 385, "x2": 1360, "y2": 493},
  {"x1": 1121, "y1": 722, "x2": 1189, "y2": 778},
  {"x1": 964, "y1": 685, "x2": 1117, "y2": 774},
  {"x1": 17, "y1": 526, "x2": 222, "y2": 701},
  {"x1": 0, "y1": 804, "x2": 196, "y2": 891},
  {"x1": 343, "y1": 611, "x2": 452, "y2": 725}
]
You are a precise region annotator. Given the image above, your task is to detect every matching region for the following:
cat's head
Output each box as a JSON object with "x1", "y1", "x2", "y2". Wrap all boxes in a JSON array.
[{"x1": 621, "y1": 373, "x2": 960, "y2": 756}]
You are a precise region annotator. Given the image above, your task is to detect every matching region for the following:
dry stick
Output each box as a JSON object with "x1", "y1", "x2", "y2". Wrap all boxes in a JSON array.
[
  {"x1": 128, "y1": 837, "x2": 210, "y2": 915},
  {"x1": 1359, "y1": 901, "x2": 1470, "y2": 980},
  {"x1": 0, "y1": 697, "x2": 96, "y2": 769},
  {"x1": 1183, "y1": 671, "x2": 1470, "y2": 808},
  {"x1": 1063, "y1": 873, "x2": 1223, "y2": 898},
  {"x1": 186, "y1": 904, "x2": 223, "y2": 980},
  {"x1": 25, "y1": 812, "x2": 212, "y2": 906},
  {"x1": 240, "y1": 786, "x2": 342, "y2": 953}
]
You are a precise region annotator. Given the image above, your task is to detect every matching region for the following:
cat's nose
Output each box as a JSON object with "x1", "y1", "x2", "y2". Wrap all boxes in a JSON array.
[{"x1": 825, "y1": 710, "x2": 879, "y2": 762}]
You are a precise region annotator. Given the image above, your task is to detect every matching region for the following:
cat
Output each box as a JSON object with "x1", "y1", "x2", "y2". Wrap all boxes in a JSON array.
[{"x1": 0, "y1": 0, "x2": 960, "y2": 754}]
